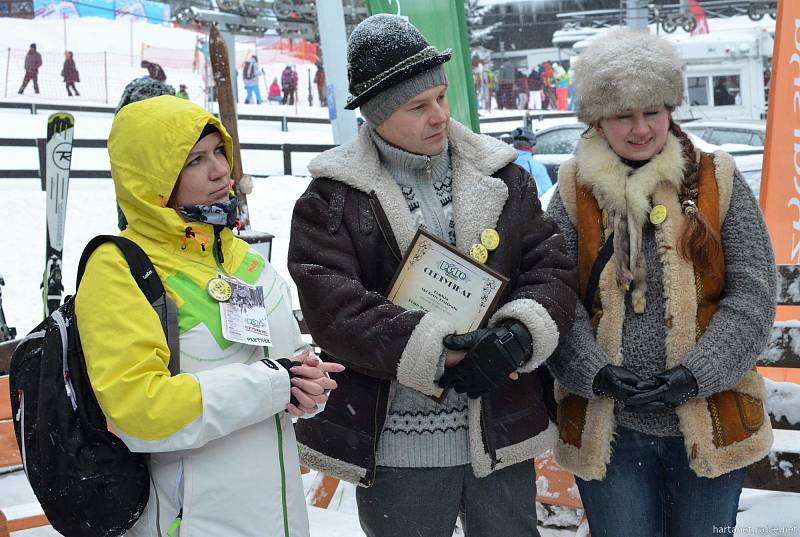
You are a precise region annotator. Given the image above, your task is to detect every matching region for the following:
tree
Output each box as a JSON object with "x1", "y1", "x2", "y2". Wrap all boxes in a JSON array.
[{"x1": 465, "y1": 0, "x2": 502, "y2": 48}]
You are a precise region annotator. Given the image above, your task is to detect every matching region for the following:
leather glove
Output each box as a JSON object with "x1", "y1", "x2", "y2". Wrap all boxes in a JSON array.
[
  {"x1": 592, "y1": 364, "x2": 661, "y2": 405},
  {"x1": 439, "y1": 320, "x2": 532, "y2": 398},
  {"x1": 625, "y1": 365, "x2": 699, "y2": 411}
]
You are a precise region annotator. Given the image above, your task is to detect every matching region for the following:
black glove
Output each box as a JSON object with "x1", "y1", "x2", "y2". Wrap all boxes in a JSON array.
[
  {"x1": 439, "y1": 320, "x2": 532, "y2": 398},
  {"x1": 273, "y1": 358, "x2": 303, "y2": 408},
  {"x1": 592, "y1": 364, "x2": 661, "y2": 405},
  {"x1": 626, "y1": 365, "x2": 699, "y2": 411}
]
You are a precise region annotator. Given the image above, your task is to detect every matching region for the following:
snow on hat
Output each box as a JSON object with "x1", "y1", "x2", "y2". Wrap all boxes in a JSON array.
[
  {"x1": 345, "y1": 14, "x2": 451, "y2": 123},
  {"x1": 573, "y1": 29, "x2": 684, "y2": 125},
  {"x1": 115, "y1": 76, "x2": 176, "y2": 115}
]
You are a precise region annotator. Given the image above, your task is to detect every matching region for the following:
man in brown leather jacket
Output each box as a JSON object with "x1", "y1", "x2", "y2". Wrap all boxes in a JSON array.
[{"x1": 288, "y1": 14, "x2": 577, "y2": 537}]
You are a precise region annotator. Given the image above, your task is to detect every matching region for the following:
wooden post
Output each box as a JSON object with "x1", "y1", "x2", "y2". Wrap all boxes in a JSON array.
[{"x1": 209, "y1": 24, "x2": 251, "y2": 229}]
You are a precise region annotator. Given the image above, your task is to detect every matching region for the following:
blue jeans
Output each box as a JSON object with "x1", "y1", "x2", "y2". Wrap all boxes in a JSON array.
[
  {"x1": 244, "y1": 84, "x2": 262, "y2": 104},
  {"x1": 576, "y1": 427, "x2": 747, "y2": 537}
]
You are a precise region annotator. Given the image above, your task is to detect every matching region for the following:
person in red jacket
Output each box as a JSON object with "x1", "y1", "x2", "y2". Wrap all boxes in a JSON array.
[
  {"x1": 18, "y1": 43, "x2": 43, "y2": 95},
  {"x1": 61, "y1": 51, "x2": 80, "y2": 97},
  {"x1": 268, "y1": 77, "x2": 282, "y2": 104}
]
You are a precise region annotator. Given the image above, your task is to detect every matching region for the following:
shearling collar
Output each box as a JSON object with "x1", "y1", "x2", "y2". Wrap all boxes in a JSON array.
[
  {"x1": 308, "y1": 119, "x2": 517, "y2": 255},
  {"x1": 574, "y1": 132, "x2": 685, "y2": 227}
]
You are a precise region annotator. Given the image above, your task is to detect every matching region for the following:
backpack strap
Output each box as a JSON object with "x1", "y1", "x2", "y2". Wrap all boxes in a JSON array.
[
  {"x1": 77, "y1": 235, "x2": 181, "y2": 376},
  {"x1": 582, "y1": 233, "x2": 615, "y2": 315}
]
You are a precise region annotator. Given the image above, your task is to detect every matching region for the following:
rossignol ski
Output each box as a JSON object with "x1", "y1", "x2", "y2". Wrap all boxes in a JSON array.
[{"x1": 42, "y1": 112, "x2": 74, "y2": 317}]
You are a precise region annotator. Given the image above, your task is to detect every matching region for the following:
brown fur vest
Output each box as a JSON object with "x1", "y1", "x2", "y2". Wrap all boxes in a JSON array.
[{"x1": 554, "y1": 133, "x2": 772, "y2": 480}]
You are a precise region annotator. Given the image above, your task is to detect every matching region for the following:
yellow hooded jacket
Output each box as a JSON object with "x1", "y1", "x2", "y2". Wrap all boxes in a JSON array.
[{"x1": 75, "y1": 96, "x2": 309, "y2": 537}]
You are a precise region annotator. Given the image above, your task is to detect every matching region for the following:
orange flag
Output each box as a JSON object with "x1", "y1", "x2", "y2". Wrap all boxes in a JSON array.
[{"x1": 758, "y1": 1, "x2": 800, "y2": 382}]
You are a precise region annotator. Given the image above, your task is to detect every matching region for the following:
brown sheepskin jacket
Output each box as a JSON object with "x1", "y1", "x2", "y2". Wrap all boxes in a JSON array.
[{"x1": 288, "y1": 120, "x2": 578, "y2": 486}]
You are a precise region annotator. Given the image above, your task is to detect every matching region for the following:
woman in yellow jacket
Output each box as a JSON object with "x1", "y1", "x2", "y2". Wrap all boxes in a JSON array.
[{"x1": 75, "y1": 95, "x2": 341, "y2": 537}]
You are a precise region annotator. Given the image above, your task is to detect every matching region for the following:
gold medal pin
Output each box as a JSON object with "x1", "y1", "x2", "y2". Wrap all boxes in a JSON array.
[
  {"x1": 480, "y1": 228, "x2": 500, "y2": 251},
  {"x1": 207, "y1": 277, "x2": 232, "y2": 302},
  {"x1": 469, "y1": 243, "x2": 489, "y2": 264},
  {"x1": 649, "y1": 205, "x2": 667, "y2": 225}
]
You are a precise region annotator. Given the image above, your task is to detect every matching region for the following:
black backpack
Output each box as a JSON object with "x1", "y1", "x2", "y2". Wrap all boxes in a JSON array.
[{"x1": 9, "y1": 235, "x2": 179, "y2": 537}]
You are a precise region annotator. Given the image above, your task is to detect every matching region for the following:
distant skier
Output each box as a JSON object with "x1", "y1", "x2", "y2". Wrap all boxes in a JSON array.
[
  {"x1": 61, "y1": 51, "x2": 80, "y2": 97},
  {"x1": 281, "y1": 64, "x2": 295, "y2": 105},
  {"x1": 242, "y1": 55, "x2": 263, "y2": 104},
  {"x1": 313, "y1": 64, "x2": 326, "y2": 106},
  {"x1": 176, "y1": 84, "x2": 189, "y2": 99},
  {"x1": 268, "y1": 77, "x2": 281, "y2": 104},
  {"x1": 18, "y1": 43, "x2": 42, "y2": 95}
]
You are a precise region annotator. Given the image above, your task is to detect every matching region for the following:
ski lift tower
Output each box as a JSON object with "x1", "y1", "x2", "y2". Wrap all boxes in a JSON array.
[
  {"x1": 172, "y1": 0, "x2": 284, "y2": 104},
  {"x1": 627, "y1": 0, "x2": 649, "y2": 30}
]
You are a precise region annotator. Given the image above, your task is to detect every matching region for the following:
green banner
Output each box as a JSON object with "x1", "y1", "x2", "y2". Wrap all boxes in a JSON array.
[{"x1": 366, "y1": 0, "x2": 480, "y2": 132}]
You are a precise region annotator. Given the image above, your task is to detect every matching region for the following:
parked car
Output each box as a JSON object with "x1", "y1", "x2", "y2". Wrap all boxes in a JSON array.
[
  {"x1": 734, "y1": 153, "x2": 764, "y2": 199},
  {"x1": 528, "y1": 120, "x2": 762, "y2": 180},
  {"x1": 527, "y1": 121, "x2": 764, "y2": 208},
  {"x1": 530, "y1": 122, "x2": 587, "y2": 180},
  {"x1": 680, "y1": 119, "x2": 766, "y2": 149}
]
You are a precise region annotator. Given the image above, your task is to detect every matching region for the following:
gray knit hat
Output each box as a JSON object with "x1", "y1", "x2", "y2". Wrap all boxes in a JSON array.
[
  {"x1": 345, "y1": 14, "x2": 451, "y2": 126},
  {"x1": 573, "y1": 29, "x2": 684, "y2": 125},
  {"x1": 360, "y1": 66, "x2": 448, "y2": 127}
]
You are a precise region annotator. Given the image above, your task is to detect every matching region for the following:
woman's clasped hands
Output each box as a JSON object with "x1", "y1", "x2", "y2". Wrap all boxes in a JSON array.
[{"x1": 282, "y1": 348, "x2": 345, "y2": 417}]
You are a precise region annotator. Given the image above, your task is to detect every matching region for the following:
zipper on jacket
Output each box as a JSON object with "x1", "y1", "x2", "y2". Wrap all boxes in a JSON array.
[
  {"x1": 16, "y1": 389, "x2": 28, "y2": 477},
  {"x1": 480, "y1": 398, "x2": 498, "y2": 468},
  {"x1": 367, "y1": 192, "x2": 402, "y2": 263},
  {"x1": 52, "y1": 309, "x2": 77, "y2": 411},
  {"x1": 212, "y1": 226, "x2": 226, "y2": 270},
  {"x1": 274, "y1": 416, "x2": 290, "y2": 537},
  {"x1": 367, "y1": 380, "x2": 386, "y2": 487},
  {"x1": 165, "y1": 460, "x2": 184, "y2": 536}
]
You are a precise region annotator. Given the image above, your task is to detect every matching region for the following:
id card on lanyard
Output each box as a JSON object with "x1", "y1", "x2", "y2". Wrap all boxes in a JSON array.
[{"x1": 209, "y1": 273, "x2": 273, "y2": 346}]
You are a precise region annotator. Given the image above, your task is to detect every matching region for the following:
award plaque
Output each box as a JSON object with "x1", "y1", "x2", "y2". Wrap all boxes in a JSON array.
[{"x1": 387, "y1": 229, "x2": 509, "y2": 333}]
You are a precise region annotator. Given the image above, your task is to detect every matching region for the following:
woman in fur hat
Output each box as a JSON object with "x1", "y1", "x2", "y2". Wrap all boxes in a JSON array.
[{"x1": 546, "y1": 29, "x2": 776, "y2": 535}]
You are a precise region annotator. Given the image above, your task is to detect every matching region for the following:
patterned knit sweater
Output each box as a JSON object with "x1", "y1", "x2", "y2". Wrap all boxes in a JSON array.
[
  {"x1": 372, "y1": 133, "x2": 470, "y2": 467},
  {"x1": 546, "y1": 171, "x2": 775, "y2": 436}
]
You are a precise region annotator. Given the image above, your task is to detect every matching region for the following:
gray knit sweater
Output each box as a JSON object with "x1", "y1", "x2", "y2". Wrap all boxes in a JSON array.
[
  {"x1": 546, "y1": 171, "x2": 776, "y2": 436},
  {"x1": 373, "y1": 133, "x2": 470, "y2": 466}
]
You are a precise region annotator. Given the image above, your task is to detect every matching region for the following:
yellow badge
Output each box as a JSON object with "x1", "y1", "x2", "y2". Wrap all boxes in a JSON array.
[
  {"x1": 649, "y1": 205, "x2": 667, "y2": 225},
  {"x1": 469, "y1": 243, "x2": 489, "y2": 264},
  {"x1": 207, "y1": 277, "x2": 232, "y2": 302},
  {"x1": 601, "y1": 209, "x2": 608, "y2": 229},
  {"x1": 480, "y1": 228, "x2": 500, "y2": 251}
]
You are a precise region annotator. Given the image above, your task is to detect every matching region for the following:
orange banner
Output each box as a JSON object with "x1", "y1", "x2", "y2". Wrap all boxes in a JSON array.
[
  {"x1": 759, "y1": 1, "x2": 800, "y2": 382},
  {"x1": 761, "y1": 1, "x2": 800, "y2": 265}
]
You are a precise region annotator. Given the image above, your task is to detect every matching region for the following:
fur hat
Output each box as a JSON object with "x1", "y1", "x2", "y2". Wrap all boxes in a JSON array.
[
  {"x1": 344, "y1": 14, "x2": 451, "y2": 112},
  {"x1": 573, "y1": 29, "x2": 684, "y2": 125}
]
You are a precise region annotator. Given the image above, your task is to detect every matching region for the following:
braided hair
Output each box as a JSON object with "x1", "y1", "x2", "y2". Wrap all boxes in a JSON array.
[{"x1": 669, "y1": 120, "x2": 724, "y2": 282}]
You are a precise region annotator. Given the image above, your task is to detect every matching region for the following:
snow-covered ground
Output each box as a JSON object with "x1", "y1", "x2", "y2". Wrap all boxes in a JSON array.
[{"x1": 1, "y1": 13, "x2": 799, "y2": 537}]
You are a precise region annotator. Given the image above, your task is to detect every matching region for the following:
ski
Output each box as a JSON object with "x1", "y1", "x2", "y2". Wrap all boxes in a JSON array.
[
  {"x1": 0, "y1": 272, "x2": 16, "y2": 343},
  {"x1": 42, "y1": 112, "x2": 74, "y2": 317},
  {"x1": 209, "y1": 24, "x2": 251, "y2": 229}
]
